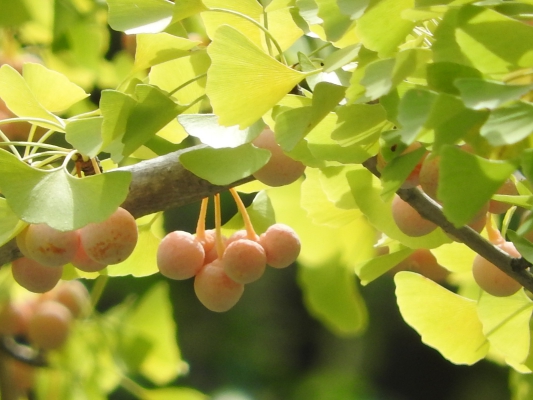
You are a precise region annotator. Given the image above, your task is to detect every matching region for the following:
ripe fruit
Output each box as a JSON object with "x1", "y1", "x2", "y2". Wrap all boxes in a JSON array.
[
  {"x1": 79, "y1": 207, "x2": 138, "y2": 265},
  {"x1": 194, "y1": 259, "x2": 244, "y2": 312},
  {"x1": 11, "y1": 257, "x2": 63, "y2": 293},
  {"x1": 27, "y1": 300, "x2": 72, "y2": 350},
  {"x1": 472, "y1": 241, "x2": 522, "y2": 297},
  {"x1": 0, "y1": 302, "x2": 31, "y2": 335},
  {"x1": 22, "y1": 224, "x2": 79, "y2": 267},
  {"x1": 157, "y1": 231, "x2": 205, "y2": 280},
  {"x1": 5, "y1": 359, "x2": 35, "y2": 394},
  {"x1": 391, "y1": 195, "x2": 438, "y2": 237},
  {"x1": 71, "y1": 243, "x2": 107, "y2": 272},
  {"x1": 488, "y1": 179, "x2": 518, "y2": 214},
  {"x1": 252, "y1": 128, "x2": 306, "y2": 186},
  {"x1": 259, "y1": 223, "x2": 301, "y2": 268},
  {"x1": 222, "y1": 239, "x2": 266, "y2": 284},
  {"x1": 52, "y1": 280, "x2": 91, "y2": 318},
  {"x1": 419, "y1": 154, "x2": 440, "y2": 200},
  {"x1": 390, "y1": 249, "x2": 449, "y2": 283}
]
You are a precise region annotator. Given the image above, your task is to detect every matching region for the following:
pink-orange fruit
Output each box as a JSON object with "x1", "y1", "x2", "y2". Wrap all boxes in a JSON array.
[
  {"x1": 391, "y1": 195, "x2": 438, "y2": 237},
  {"x1": 222, "y1": 239, "x2": 266, "y2": 284},
  {"x1": 0, "y1": 302, "x2": 32, "y2": 335},
  {"x1": 419, "y1": 154, "x2": 440, "y2": 200},
  {"x1": 194, "y1": 259, "x2": 244, "y2": 312},
  {"x1": 27, "y1": 300, "x2": 72, "y2": 350},
  {"x1": 11, "y1": 257, "x2": 63, "y2": 293},
  {"x1": 252, "y1": 128, "x2": 306, "y2": 186},
  {"x1": 23, "y1": 224, "x2": 79, "y2": 267},
  {"x1": 472, "y1": 241, "x2": 522, "y2": 297},
  {"x1": 157, "y1": 231, "x2": 205, "y2": 280},
  {"x1": 79, "y1": 207, "x2": 138, "y2": 265},
  {"x1": 259, "y1": 223, "x2": 301, "y2": 268},
  {"x1": 71, "y1": 242, "x2": 107, "y2": 272},
  {"x1": 6, "y1": 359, "x2": 35, "y2": 394},
  {"x1": 390, "y1": 249, "x2": 449, "y2": 283},
  {"x1": 196, "y1": 229, "x2": 216, "y2": 254},
  {"x1": 488, "y1": 179, "x2": 518, "y2": 214},
  {"x1": 52, "y1": 280, "x2": 90, "y2": 318}
]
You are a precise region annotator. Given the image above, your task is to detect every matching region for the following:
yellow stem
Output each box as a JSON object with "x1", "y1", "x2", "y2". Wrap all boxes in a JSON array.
[
  {"x1": 196, "y1": 197, "x2": 209, "y2": 240},
  {"x1": 214, "y1": 194, "x2": 225, "y2": 259},
  {"x1": 229, "y1": 187, "x2": 257, "y2": 240},
  {"x1": 486, "y1": 215, "x2": 504, "y2": 245}
]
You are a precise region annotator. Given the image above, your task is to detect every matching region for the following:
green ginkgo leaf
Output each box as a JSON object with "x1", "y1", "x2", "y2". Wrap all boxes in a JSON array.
[
  {"x1": 107, "y1": 0, "x2": 174, "y2": 34},
  {"x1": 0, "y1": 65, "x2": 64, "y2": 130},
  {"x1": 395, "y1": 271, "x2": 489, "y2": 365},
  {"x1": 66, "y1": 117, "x2": 104, "y2": 158},
  {"x1": 477, "y1": 290, "x2": 533, "y2": 365},
  {"x1": 22, "y1": 63, "x2": 89, "y2": 113},
  {"x1": 0, "y1": 149, "x2": 131, "y2": 231},
  {"x1": 355, "y1": 246, "x2": 413, "y2": 285},
  {"x1": 134, "y1": 33, "x2": 200, "y2": 71},
  {"x1": 0, "y1": 198, "x2": 25, "y2": 248},
  {"x1": 206, "y1": 25, "x2": 307, "y2": 129}
]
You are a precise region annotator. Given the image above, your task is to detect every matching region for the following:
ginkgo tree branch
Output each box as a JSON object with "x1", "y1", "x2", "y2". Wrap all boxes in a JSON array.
[
  {"x1": 362, "y1": 156, "x2": 533, "y2": 292},
  {"x1": 0, "y1": 144, "x2": 253, "y2": 267}
]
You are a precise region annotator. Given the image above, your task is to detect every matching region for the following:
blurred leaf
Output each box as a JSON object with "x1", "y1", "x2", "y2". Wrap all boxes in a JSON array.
[
  {"x1": 66, "y1": 117, "x2": 104, "y2": 158},
  {"x1": 222, "y1": 191, "x2": 276, "y2": 236},
  {"x1": 507, "y1": 230, "x2": 533, "y2": 265},
  {"x1": 106, "y1": 0, "x2": 174, "y2": 34},
  {"x1": 355, "y1": 246, "x2": 413, "y2": 285},
  {"x1": 315, "y1": 0, "x2": 353, "y2": 41},
  {"x1": 455, "y1": 5, "x2": 533, "y2": 74},
  {"x1": 427, "y1": 62, "x2": 482, "y2": 95},
  {"x1": 301, "y1": 168, "x2": 361, "y2": 227},
  {"x1": 0, "y1": 0, "x2": 31, "y2": 26},
  {"x1": 331, "y1": 103, "x2": 389, "y2": 147},
  {"x1": 347, "y1": 168, "x2": 449, "y2": 249},
  {"x1": 323, "y1": 44, "x2": 361, "y2": 72},
  {"x1": 480, "y1": 102, "x2": 533, "y2": 146},
  {"x1": 477, "y1": 290, "x2": 533, "y2": 365},
  {"x1": 177, "y1": 114, "x2": 264, "y2": 148},
  {"x1": 0, "y1": 149, "x2": 131, "y2": 231},
  {"x1": 108, "y1": 214, "x2": 164, "y2": 277},
  {"x1": 172, "y1": 0, "x2": 208, "y2": 22},
  {"x1": 455, "y1": 79, "x2": 533, "y2": 110},
  {"x1": 122, "y1": 282, "x2": 186, "y2": 385},
  {"x1": 395, "y1": 271, "x2": 489, "y2": 365},
  {"x1": 431, "y1": 241, "x2": 477, "y2": 273},
  {"x1": 439, "y1": 145, "x2": 517, "y2": 226},
  {"x1": 23, "y1": 63, "x2": 88, "y2": 112},
  {"x1": 360, "y1": 48, "x2": 431, "y2": 100},
  {"x1": 380, "y1": 146, "x2": 427, "y2": 201},
  {"x1": 134, "y1": 33, "x2": 200, "y2": 71},
  {"x1": 318, "y1": 166, "x2": 359, "y2": 210},
  {"x1": 0, "y1": 65, "x2": 64, "y2": 130},
  {"x1": 145, "y1": 387, "x2": 208, "y2": 400},
  {"x1": 355, "y1": 0, "x2": 415, "y2": 57},
  {"x1": 337, "y1": 0, "x2": 369, "y2": 19},
  {"x1": 0, "y1": 198, "x2": 25, "y2": 247},
  {"x1": 206, "y1": 25, "x2": 306, "y2": 128},
  {"x1": 179, "y1": 144, "x2": 271, "y2": 185}
]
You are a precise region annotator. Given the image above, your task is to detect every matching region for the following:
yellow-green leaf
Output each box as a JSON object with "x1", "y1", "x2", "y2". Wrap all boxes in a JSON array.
[
  {"x1": 395, "y1": 271, "x2": 489, "y2": 365},
  {"x1": 206, "y1": 25, "x2": 306, "y2": 128}
]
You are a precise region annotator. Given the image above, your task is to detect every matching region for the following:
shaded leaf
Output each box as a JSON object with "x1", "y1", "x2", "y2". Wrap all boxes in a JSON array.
[
  {"x1": 480, "y1": 102, "x2": 533, "y2": 146},
  {"x1": 455, "y1": 78, "x2": 533, "y2": 110},
  {"x1": 65, "y1": 117, "x2": 104, "y2": 158},
  {"x1": 0, "y1": 149, "x2": 131, "y2": 231},
  {"x1": 0, "y1": 199, "x2": 25, "y2": 247}
]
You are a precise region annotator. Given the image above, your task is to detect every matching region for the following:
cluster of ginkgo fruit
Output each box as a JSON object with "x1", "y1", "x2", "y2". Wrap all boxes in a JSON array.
[
  {"x1": 0, "y1": 280, "x2": 90, "y2": 396},
  {"x1": 13, "y1": 207, "x2": 138, "y2": 293},
  {"x1": 380, "y1": 142, "x2": 525, "y2": 297},
  {"x1": 157, "y1": 190, "x2": 301, "y2": 312}
]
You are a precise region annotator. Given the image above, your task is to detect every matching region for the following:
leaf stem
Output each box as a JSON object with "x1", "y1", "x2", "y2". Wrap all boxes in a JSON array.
[
  {"x1": 90, "y1": 274, "x2": 109, "y2": 310},
  {"x1": 229, "y1": 188, "x2": 257, "y2": 240},
  {"x1": 207, "y1": 8, "x2": 287, "y2": 65},
  {"x1": 0, "y1": 129, "x2": 20, "y2": 158},
  {"x1": 168, "y1": 73, "x2": 207, "y2": 97}
]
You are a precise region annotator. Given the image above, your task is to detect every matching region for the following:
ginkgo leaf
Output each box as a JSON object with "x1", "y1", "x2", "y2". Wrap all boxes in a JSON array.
[
  {"x1": 22, "y1": 63, "x2": 88, "y2": 112},
  {"x1": 134, "y1": 33, "x2": 200, "y2": 71},
  {"x1": 395, "y1": 271, "x2": 489, "y2": 365},
  {"x1": 477, "y1": 290, "x2": 533, "y2": 366},
  {"x1": 206, "y1": 25, "x2": 307, "y2": 129},
  {"x1": 0, "y1": 149, "x2": 131, "y2": 231},
  {"x1": 106, "y1": 0, "x2": 174, "y2": 34},
  {"x1": 0, "y1": 65, "x2": 64, "y2": 130},
  {"x1": 0, "y1": 198, "x2": 25, "y2": 248}
]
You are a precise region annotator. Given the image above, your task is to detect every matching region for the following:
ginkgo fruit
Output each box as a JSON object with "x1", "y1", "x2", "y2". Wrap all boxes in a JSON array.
[
  {"x1": 0, "y1": 301, "x2": 31, "y2": 336},
  {"x1": 419, "y1": 154, "x2": 440, "y2": 200},
  {"x1": 252, "y1": 128, "x2": 306, "y2": 186},
  {"x1": 22, "y1": 224, "x2": 79, "y2": 267},
  {"x1": 27, "y1": 300, "x2": 72, "y2": 350},
  {"x1": 390, "y1": 249, "x2": 449, "y2": 283},
  {"x1": 79, "y1": 207, "x2": 138, "y2": 265},
  {"x1": 488, "y1": 179, "x2": 518, "y2": 214},
  {"x1": 52, "y1": 280, "x2": 91, "y2": 318},
  {"x1": 259, "y1": 223, "x2": 301, "y2": 268},
  {"x1": 11, "y1": 257, "x2": 63, "y2": 293},
  {"x1": 157, "y1": 230, "x2": 205, "y2": 280},
  {"x1": 71, "y1": 243, "x2": 107, "y2": 272},
  {"x1": 194, "y1": 259, "x2": 244, "y2": 312},
  {"x1": 222, "y1": 239, "x2": 266, "y2": 284},
  {"x1": 472, "y1": 241, "x2": 522, "y2": 297},
  {"x1": 391, "y1": 195, "x2": 437, "y2": 237}
]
